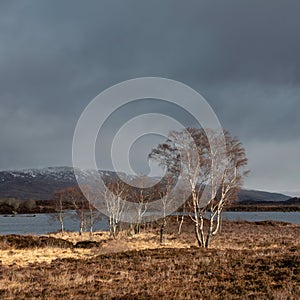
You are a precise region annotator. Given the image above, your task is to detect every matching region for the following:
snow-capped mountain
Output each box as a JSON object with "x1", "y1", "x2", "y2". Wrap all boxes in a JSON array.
[
  {"x1": 0, "y1": 167, "x2": 119, "y2": 200},
  {"x1": 0, "y1": 167, "x2": 292, "y2": 202}
]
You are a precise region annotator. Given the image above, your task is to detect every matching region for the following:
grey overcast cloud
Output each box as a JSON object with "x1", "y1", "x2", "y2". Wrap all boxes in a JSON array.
[{"x1": 0, "y1": 0, "x2": 299, "y2": 195}]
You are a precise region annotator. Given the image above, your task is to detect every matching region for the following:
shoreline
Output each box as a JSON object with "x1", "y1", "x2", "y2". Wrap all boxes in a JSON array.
[{"x1": 0, "y1": 204, "x2": 299, "y2": 216}]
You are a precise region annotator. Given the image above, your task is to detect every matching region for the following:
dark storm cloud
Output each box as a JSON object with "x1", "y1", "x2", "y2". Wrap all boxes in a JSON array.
[{"x1": 0, "y1": 0, "x2": 299, "y2": 192}]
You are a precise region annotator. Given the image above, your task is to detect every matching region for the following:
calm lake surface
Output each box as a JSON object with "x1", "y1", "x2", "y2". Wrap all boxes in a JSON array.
[
  {"x1": 0, "y1": 211, "x2": 299, "y2": 235},
  {"x1": 0, "y1": 212, "x2": 109, "y2": 235}
]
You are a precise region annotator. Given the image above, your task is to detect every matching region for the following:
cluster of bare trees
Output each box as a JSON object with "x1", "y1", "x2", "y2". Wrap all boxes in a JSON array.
[
  {"x1": 54, "y1": 127, "x2": 248, "y2": 248},
  {"x1": 54, "y1": 186, "x2": 100, "y2": 238}
]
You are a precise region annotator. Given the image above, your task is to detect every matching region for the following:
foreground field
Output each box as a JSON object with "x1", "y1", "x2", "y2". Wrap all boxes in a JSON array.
[{"x1": 0, "y1": 220, "x2": 299, "y2": 299}]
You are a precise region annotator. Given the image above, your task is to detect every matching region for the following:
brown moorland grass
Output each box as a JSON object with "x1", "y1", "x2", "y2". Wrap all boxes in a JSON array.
[{"x1": 0, "y1": 219, "x2": 299, "y2": 299}]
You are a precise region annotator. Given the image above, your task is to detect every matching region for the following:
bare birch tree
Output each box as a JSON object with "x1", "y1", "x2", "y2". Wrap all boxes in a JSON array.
[
  {"x1": 155, "y1": 176, "x2": 175, "y2": 244},
  {"x1": 150, "y1": 127, "x2": 248, "y2": 248},
  {"x1": 82, "y1": 185, "x2": 100, "y2": 240},
  {"x1": 131, "y1": 176, "x2": 150, "y2": 234},
  {"x1": 64, "y1": 187, "x2": 87, "y2": 236},
  {"x1": 104, "y1": 180, "x2": 128, "y2": 238},
  {"x1": 54, "y1": 190, "x2": 66, "y2": 237}
]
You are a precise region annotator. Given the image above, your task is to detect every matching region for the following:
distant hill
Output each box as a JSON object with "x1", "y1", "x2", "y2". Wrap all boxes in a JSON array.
[
  {"x1": 0, "y1": 167, "x2": 119, "y2": 200},
  {"x1": 0, "y1": 167, "x2": 76, "y2": 200},
  {"x1": 0, "y1": 167, "x2": 293, "y2": 203},
  {"x1": 237, "y1": 189, "x2": 290, "y2": 203},
  {"x1": 236, "y1": 197, "x2": 300, "y2": 206}
]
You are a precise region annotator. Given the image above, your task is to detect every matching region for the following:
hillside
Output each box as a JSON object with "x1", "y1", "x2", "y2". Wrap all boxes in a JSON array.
[
  {"x1": 0, "y1": 167, "x2": 294, "y2": 203},
  {"x1": 237, "y1": 189, "x2": 290, "y2": 203}
]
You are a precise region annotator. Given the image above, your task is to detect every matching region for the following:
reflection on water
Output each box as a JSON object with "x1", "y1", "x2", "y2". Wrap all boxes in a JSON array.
[{"x1": 0, "y1": 211, "x2": 299, "y2": 235}]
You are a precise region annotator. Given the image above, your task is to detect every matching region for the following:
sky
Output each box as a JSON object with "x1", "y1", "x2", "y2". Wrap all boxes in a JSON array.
[{"x1": 0, "y1": 0, "x2": 299, "y2": 196}]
